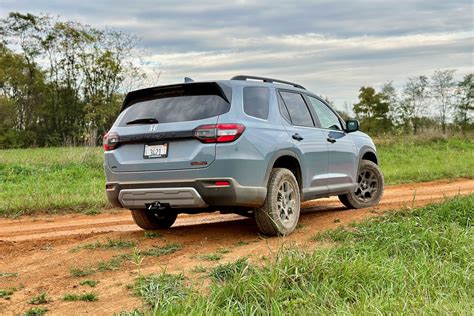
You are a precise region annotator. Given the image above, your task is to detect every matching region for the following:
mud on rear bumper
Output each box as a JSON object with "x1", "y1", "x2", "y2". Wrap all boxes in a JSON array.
[{"x1": 106, "y1": 178, "x2": 266, "y2": 209}]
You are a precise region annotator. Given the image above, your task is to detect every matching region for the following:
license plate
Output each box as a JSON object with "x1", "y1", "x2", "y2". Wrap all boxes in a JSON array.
[{"x1": 144, "y1": 143, "x2": 168, "y2": 158}]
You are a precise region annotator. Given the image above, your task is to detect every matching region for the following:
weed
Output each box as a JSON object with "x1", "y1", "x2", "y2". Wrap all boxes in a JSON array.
[
  {"x1": 141, "y1": 243, "x2": 182, "y2": 257},
  {"x1": 130, "y1": 247, "x2": 144, "y2": 277},
  {"x1": 216, "y1": 247, "x2": 230, "y2": 254},
  {"x1": 0, "y1": 272, "x2": 18, "y2": 278},
  {"x1": 84, "y1": 209, "x2": 101, "y2": 216},
  {"x1": 144, "y1": 231, "x2": 162, "y2": 239},
  {"x1": 235, "y1": 241, "x2": 250, "y2": 247},
  {"x1": 209, "y1": 258, "x2": 250, "y2": 282},
  {"x1": 23, "y1": 307, "x2": 48, "y2": 316},
  {"x1": 191, "y1": 265, "x2": 207, "y2": 274},
  {"x1": 28, "y1": 292, "x2": 50, "y2": 305},
  {"x1": 199, "y1": 253, "x2": 222, "y2": 261},
  {"x1": 134, "y1": 273, "x2": 188, "y2": 310},
  {"x1": 70, "y1": 267, "x2": 95, "y2": 277},
  {"x1": 0, "y1": 288, "x2": 16, "y2": 299},
  {"x1": 72, "y1": 239, "x2": 135, "y2": 252},
  {"x1": 96, "y1": 256, "x2": 124, "y2": 272},
  {"x1": 63, "y1": 293, "x2": 98, "y2": 302},
  {"x1": 80, "y1": 279, "x2": 99, "y2": 287}
]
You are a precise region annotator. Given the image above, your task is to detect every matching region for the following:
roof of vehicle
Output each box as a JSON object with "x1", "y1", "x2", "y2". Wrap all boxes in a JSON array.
[{"x1": 121, "y1": 75, "x2": 309, "y2": 112}]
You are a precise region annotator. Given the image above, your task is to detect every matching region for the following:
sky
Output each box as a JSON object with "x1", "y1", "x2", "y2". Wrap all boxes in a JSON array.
[{"x1": 1, "y1": 0, "x2": 473, "y2": 109}]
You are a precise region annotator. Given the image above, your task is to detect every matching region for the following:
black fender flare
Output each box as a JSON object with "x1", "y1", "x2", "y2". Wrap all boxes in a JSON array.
[
  {"x1": 357, "y1": 146, "x2": 378, "y2": 174},
  {"x1": 263, "y1": 149, "x2": 303, "y2": 190}
]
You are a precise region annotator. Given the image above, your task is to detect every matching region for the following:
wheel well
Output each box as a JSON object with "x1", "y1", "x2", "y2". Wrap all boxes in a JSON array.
[
  {"x1": 362, "y1": 151, "x2": 378, "y2": 164},
  {"x1": 272, "y1": 156, "x2": 302, "y2": 187}
]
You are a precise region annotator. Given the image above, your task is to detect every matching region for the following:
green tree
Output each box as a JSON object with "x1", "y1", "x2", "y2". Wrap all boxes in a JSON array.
[
  {"x1": 353, "y1": 86, "x2": 392, "y2": 134},
  {"x1": 431, "y1": 69, "x2": 456, "y2": 134},
  {"x1": 402, "y1": 75, "x2": 431, "y2": 134}
]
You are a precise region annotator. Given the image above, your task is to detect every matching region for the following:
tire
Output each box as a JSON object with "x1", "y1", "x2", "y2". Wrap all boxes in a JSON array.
[
  {"x1": 254, "y1": 168, "x2": 301, "y2": 236},
  {"x1": 338, "y1": 160, "x2": 384, "y2": 209},
  {"x1": 131, "y1": 209, "x2": 178, "y2": 230}
]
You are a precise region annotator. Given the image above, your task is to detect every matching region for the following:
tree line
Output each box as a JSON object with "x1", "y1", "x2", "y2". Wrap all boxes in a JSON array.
[
  {"x1": 0, "y1": 12, "x2": 472, "y2": 149},
  {"x1": 0, "y1": 12, "x2": 157, "y2": 148},
  {"x1": 347, "y1": 70, "x2": 473, "y2": 135}
]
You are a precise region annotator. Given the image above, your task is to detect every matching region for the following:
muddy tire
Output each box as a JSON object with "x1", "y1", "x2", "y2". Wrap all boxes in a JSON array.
[
  {"x1": 131, "y1": 209, "x2": 178, "y2": 230},
  {"x1": 255, "y1": 168, "x2": 301, "y2": 236},
  {"x1": 339, "y1": 160, "x2": 384, "y2": 209}
]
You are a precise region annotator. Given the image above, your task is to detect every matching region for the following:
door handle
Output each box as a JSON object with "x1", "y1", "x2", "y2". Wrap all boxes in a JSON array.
[
  {"x1": 292, "y1": 133, "x2": 304, "y2": 141},
  {"x1": 327, "y1": 137, "x2": 336, "y2": 143}
]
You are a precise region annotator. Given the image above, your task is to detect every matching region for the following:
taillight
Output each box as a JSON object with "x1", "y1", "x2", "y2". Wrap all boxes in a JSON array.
[
  {"x1": 103, "y1": 132, "x2": 119, "y2": 151},
  {"x1": 193, "y1": 124, "x2": 245, "y2": 143}
]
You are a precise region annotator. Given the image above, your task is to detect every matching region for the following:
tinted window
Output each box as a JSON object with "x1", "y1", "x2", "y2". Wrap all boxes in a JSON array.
[
  {"x1": 243, "y1": 87, "x2": 269, "y2": 119},
  {"x1": 279, "y1": 92, "x2": 314, "y2": 127},
  {"x1": 119, "y1": 95, "x2": 230, "y2": 126},
  {"x1": 307, "y1": 96, "x2": 342, "y2": 130}
]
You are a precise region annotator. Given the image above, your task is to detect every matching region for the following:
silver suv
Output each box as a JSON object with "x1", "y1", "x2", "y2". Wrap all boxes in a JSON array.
[{"x1": 104, "y1": 75, "x2": 384, "y2": 236}]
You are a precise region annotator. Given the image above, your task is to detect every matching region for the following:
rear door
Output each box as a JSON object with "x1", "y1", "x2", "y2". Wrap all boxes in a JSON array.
[
  {"x1": 305, "y1": 96, "x2": 358, "y2": 192},
  {"x1": 107, "y1": 82, "x2": 231, "y2": 172},
  {"x1": 278, "y1": 91, "x2": 329, "y2": 194}
]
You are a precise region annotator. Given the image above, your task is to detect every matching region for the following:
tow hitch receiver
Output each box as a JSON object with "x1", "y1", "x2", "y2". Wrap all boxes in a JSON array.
[{"x1": 146, "y1": 201, "x2": 168, "y2": 212}]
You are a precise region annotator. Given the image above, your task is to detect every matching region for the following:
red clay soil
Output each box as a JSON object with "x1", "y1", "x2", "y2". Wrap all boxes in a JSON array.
[{"x1": 0, "y1": 178, "x2": 473, "y2": 315}]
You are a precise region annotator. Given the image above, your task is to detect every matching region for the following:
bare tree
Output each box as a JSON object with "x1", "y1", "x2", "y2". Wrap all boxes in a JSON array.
[
  {"x1": 431, "y1": 69, "x2": 456, "y2": 133},
  {"x1": 454, "y1": 73, "x2": 473, "y2": 133},
  {"x1": 402, "y1": 75, "x2": 431, "y2": 134}
]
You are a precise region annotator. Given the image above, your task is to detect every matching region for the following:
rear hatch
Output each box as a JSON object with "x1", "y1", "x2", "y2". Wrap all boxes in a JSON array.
[{"x1": 106, "y1": 82, "x2": 231, "y2": 172}]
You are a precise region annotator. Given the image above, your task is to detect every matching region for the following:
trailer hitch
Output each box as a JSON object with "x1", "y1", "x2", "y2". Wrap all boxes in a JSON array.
[{"x1": 146, "y1": 201, "x2": 168, "y2": 212}]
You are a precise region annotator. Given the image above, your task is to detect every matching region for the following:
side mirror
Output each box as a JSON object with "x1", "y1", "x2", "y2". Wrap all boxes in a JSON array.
[{"x1": 345, "y1": 120, "x2": 359, "y2": 133}]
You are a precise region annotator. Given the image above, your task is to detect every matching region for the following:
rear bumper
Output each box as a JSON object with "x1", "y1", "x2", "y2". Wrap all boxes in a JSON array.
[{"x1": 106, "y1": 178, "x2": 266, "y2": 209}]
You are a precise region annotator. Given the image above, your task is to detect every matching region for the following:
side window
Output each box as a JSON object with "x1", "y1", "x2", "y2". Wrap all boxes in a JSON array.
[
  {"x1": 279, "y1": 91, "x2": 314, "y2": 127},
  {"x1": 307, "y1": 96, "x2": 342, "y2": 130},
  {"x1": 243, "y1": 87, "x2": 270, "y2": 120}
]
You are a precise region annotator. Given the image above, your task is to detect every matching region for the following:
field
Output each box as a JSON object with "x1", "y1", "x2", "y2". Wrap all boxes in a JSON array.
[{"x1": 1, "y1": 137, "x2": 473, "y2": 216}]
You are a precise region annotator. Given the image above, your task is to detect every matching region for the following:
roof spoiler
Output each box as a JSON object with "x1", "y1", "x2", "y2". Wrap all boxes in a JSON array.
[
  {"x1": 120, "y1": 82, "x2": 232, "y2": 112},
  {"x1": 231, "y1": 75, "x2": 306, "y2": 90}
]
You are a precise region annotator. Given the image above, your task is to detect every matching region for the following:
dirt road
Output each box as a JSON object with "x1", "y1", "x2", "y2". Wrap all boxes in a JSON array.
[{"x1": 1, "y1": 178, "x2": 473, "y2": 315}]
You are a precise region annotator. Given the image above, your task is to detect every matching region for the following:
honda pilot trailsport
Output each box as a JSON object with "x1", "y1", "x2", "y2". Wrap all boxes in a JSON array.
[{"x1": 104, "y1": 75, "x2": 384, "y2": 236}]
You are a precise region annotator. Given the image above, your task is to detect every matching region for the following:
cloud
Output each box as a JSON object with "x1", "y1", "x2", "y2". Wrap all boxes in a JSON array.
[{"x1": 1, "y1": 0, "x2": 472, "y2": 108}]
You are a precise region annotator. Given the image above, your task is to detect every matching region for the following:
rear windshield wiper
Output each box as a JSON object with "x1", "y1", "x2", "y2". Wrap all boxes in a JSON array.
[{"x1": 126, "y1": 118, "x2": 159, "y2": 125}]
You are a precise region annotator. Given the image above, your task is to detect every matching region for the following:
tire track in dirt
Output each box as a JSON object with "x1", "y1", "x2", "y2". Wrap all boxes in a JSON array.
[{"x1": 0, "y1": 178, "x2": 472, "y2": 315}]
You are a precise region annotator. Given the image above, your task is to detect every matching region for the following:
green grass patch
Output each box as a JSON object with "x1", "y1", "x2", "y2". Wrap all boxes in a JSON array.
[
  {"x1": 140, "y1": 243, "x2": 182, "y2": 257},
  {"x1": 209, "y1": 258, "x2": 250, "y2": 282},
  {"x1": 28, "y1": 292, "x2": 50, "y2": 305},
  {"x1": 378, "y1": 137, "x2": 474, "y2": 184},
  {"x1": 199, "y1": 253, "x2": 222, "y2": 261},
  {"x1": 0, "y1": 287, "x2": 16, "y2": 299},
  {"x1": 70, "y1": 266, "x2": 96, "y2": 277},
  {"x1": 144, "y1": 231, "x2": 163, "y2": 239},
  {"x1": 0, "y1": 272, "x2": 18, "y2": 278},
  {"x1": 80, "y1": 279, "x2": 99, "y2": 287},
  {"x1": 132, "y1": 195, "x2": 474, "y2": 314},
  {"x1": 63, "y1": 292, "x2": 98, "y2": 302},
  {"x1": 71, "y1": 239, "x2": 136, "y2": 252},
  {"x1": 0, "y1": 138, "x2": 472, "y2": 216},
  {"x1": 23, "y1": 307, "x2": 48, "y2": 316}
]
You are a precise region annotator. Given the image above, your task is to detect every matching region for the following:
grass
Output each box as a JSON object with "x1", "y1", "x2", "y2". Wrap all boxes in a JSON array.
[
  {"x1": 0, "y1": 287, "x2": 16, "y2": 299},
  {"x1": 129, "y1": 195, "x2": 473, "y2": 314},
  {"x1": 28, "y1": 292, "x2": 51, "y2": 305},
  {"x1": 0, "y1": 272, "x2": 18, "y2": 278},
  {"x1": 63, "y1": 293, "x2": 98, "y2": 302},
  {"x1": 140, "y1": 243, "x2": 182, "y2": 257},
  {"x1": 378, "y1": 137, "x2": 474, "y2": 184},
  {"x1": 0, "y1": 137, "x2": 473, "y2": 216},
  {"x1": 144, "y1": 231, "x2": 163, "y2": 239},
  {"x1": 71, "y1": 239, "x2": 136, "y2": 252},
  {"x1": 199, "y1": 253, "x2": 222, "y2": 261},
  {"x1": 80, "y1": 279, "x2": 99, "y2": 287},
  {"x1": 23, "y1": 307, "x2": 48, "y2": 316}
]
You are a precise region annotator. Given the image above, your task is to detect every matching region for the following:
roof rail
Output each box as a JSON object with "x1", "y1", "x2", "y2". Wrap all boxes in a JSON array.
[{"x1": 231, "y1": 75, "x2": 306, "y2": 90}]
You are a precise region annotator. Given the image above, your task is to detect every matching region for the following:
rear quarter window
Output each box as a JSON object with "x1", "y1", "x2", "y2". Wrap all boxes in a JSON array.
[{"x1": 243, "y1": 87, "x2": 270, "y2": 120}]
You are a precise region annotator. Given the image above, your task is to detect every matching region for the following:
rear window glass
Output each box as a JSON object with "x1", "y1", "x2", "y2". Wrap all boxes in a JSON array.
[
  {"x1": 118, "y1": 95, "x2": 230, "y2": 126},
  {"x1": 279, "y1": 91, "x2": 314, "y2": 127},
  {"x1": 243, "y1": 87, "x2": 269, "y2": 119}
]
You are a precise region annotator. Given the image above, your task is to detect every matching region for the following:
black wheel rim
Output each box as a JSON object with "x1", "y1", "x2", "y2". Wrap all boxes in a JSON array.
[{"x1": 355, "y1": 168, "x2": 378, "y2": 202}]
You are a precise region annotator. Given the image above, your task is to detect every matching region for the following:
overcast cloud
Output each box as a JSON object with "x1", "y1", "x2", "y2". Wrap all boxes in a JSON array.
[{"x1": 1, "y1": 0, "x2": 472, "y2": 108}]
